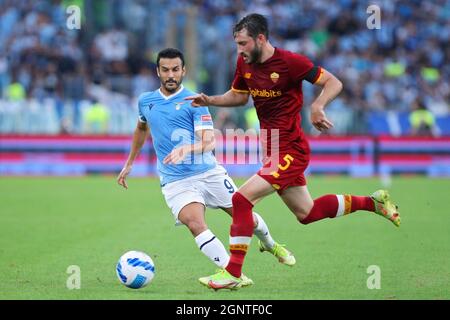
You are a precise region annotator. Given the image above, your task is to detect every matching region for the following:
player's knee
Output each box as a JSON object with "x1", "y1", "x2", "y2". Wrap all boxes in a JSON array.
[
  {"x1": 297, "y1": 214, "x2": 308, "y2": 224},
  {"x1": 185, "y1": 220, "x2": 207, "y2": 235},
  {"x1": 232, "y1": 191, "x2": 253, "y2": 207},
  {"x1": 294, "y1": 206, "x2": 313, "y2": 224},
  {"x1": 298, "y1": 215, "x2": 310, "y2": 224},
  {"x1": 231, "y1": 192, "x2": 242, "y2": 206}
]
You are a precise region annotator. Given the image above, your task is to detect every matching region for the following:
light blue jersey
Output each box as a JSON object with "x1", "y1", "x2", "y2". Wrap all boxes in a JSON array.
[{"x1": 138, "y1": 85, "x2": 217, "y2": 185}]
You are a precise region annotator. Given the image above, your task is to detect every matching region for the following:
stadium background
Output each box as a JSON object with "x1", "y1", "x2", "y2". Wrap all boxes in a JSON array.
[
  {"x1": 0, "y1": 0, "x2": 449, "y2": 300},
  {"x1": 0, "y1": 0, "x2": 449, "y2": 177}
]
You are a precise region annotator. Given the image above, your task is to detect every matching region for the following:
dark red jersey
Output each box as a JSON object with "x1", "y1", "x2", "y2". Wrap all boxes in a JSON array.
[{"x1": 232, "y1": 47, "x2": 322, "y2": 156}]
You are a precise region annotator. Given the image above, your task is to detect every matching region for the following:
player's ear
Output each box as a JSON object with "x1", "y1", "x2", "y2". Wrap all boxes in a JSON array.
[
  {"x1": 257, "y1": 33, "x2": 265, "y2": 44},
  {"x1": 182, "y1": 66, "x2": 186, "y2": 76},
  {"x1": 156, "y1": 67, "x2": 160, "y2": 77}
]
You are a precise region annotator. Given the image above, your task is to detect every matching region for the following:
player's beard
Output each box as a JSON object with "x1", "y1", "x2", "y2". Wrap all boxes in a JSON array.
[
  {"x1": 163, "y1": 77, "x2": 182, "y2": 93},
  {"x1": 245, "y1": 45, "x2": 262, "y2": 64}
]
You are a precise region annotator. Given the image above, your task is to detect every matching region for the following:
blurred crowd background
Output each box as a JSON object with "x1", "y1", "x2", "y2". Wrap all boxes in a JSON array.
[{"x1": 0, "y1": 0, "x2": 449, "y2": 136}]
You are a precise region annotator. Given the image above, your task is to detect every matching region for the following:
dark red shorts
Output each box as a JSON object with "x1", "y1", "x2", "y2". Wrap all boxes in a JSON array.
[{"x1": 257, "y1": 149, "x2": 310, "y2": 193}]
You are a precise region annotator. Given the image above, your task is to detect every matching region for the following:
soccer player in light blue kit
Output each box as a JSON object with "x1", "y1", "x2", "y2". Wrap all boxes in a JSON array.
[{"x1": 117, "y1": 48, "x2": 295, "y2": 287}]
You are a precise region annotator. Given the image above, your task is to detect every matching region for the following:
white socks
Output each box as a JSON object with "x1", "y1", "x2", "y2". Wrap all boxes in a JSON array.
[
  {"x1": 194, "y1": 229, "x2": 229, "y2": 268},
  {"x1": 194, "y1": 213, "x2": 275, "y2": 269},
  {"x1": 253, "y1": 212, "x2": 275, "y2": 249}
]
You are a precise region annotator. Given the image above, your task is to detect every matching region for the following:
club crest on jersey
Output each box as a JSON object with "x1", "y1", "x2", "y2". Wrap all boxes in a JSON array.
[
  {"x1": 174, "y1": 102, "x2": 185, "y2": 110},
  {"x1": 270, "y1": 72, "x2": 280, "y2": 83},
  {"x1": 244, "y1": 72, "x2": 252, "y2": 79}
]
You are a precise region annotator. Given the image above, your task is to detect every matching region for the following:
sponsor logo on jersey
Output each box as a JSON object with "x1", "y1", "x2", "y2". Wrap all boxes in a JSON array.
[
  {"x1": 201, "y1": 115, "x2": 212, "y2": 122},
  {"x1": 270, "y1": 72, "x2": 280, "y2": 83},
  {"x1": 249, "y1": 88, "x2": 282, "y2": 98},
  {"x1": 244, "y1": 72, "x2": 252, "y2": 79}
]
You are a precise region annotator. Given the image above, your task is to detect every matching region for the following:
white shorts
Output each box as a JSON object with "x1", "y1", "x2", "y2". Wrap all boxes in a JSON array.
[{"x1": 161, "y1": 165, "x2": 237, "y2": 226}]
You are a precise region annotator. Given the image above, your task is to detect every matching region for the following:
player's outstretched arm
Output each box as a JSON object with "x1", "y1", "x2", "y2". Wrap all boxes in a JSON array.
[
  {"x1": 185, "y1": 89, "x2": 249, "y2": 108},
  {"x1": 117, "y1": 121, "x2": 149, "y2": 189},
  {"x1": 310, "y1": 68, "x2": 343, "y2": 132}
]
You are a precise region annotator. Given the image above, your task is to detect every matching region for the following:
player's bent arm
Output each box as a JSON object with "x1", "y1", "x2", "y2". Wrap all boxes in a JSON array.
[
  {"x1": 311, "y1": 68, "x2": 343, "y2": 110},
  {"x1": 185, "y1": 90, "x2": 249, "y2": 108},
  {"x1": 163, "y1": 129, "x2": 215, "y2": 165},
  {"x1": 124, "y1": 121, "x2": 150, "y2": 167},
  {"x1": 309, "y1": 68, "x2": 343, "y2": 131},
  {"x1": 183, "y1": 129, "x2": 216, "y2": 155},
  {"x1": 195, "y1": 129, "x2": 215, "y2": 153},
  {"x1": 208, "y1": 89, "x2": 249, "y2": 107}
]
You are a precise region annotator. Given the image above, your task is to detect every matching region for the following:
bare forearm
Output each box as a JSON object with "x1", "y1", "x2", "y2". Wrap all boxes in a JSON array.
[
  {"x1": 163, "y1": 129, "x2": 214, "y2": 165},
  {"x1": 311, "y1": 78, "x2": 343, "y2": 109},
  {"x1": 208, "y1": 90, "x2": 249, "y2": 107},
  {"x1": 189, "y1": 131, "x2": 215, "y2": 154},
  {"x1": 190, "y1": 139, "x2": 215, "y2": 154},
  {"x1": 125, "y1": 127, "x2": 148, "y2": 166}
]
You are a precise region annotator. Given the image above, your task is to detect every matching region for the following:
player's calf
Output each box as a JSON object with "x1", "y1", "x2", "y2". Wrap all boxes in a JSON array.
[
  {"x1": 227, "y1": 192, "x2": 254, "y2": 278},
  {"x1": 299, "y1": 194, "x2": 375, "y2": 225},
  {"x1": 297, "y1": 192, "x2": 400, "y2": 227}
]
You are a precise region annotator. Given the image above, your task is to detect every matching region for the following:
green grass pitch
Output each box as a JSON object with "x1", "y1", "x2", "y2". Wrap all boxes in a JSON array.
[{"x1": 0, "y1": 176, "x2": 449, "y2": 300}]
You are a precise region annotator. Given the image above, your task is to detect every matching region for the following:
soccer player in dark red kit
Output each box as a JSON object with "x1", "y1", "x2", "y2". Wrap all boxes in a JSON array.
[{"x1": 186, "y1": 13, "x2": 401, "y2": 290}]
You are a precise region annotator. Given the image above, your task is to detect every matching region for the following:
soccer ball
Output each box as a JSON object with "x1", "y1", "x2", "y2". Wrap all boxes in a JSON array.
[{"x1": 116, "y1": 250, "x2": 155, "y2": 289}]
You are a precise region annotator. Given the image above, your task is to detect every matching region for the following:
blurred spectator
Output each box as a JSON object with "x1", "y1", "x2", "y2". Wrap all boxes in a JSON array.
[
  {"x1": 83, "y1": 100, "x2": 109, "y2": 134},
  {"x1": 5, "y1": 81, "x2": 26, "y2": 102},
  {"x1": 245, "y1": 107, "x2": 259, "y2": 133},
  {"x1": 0, "y1": 0, "x2": 448, "y2": 135},
  {"x1": 213, "y1": 109, "x2": 239, "y2": 131},
  {"x1": 93, "y1": 28, "x2": 129, "y2": 62},
  {"x1": 409, "y1": 99, "x2": 438, "y2": 137}
]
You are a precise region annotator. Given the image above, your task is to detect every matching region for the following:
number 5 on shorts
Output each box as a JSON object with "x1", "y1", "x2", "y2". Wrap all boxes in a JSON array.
[{"x1": 271, "y1": 154, "x2": 294, "y2": 178}]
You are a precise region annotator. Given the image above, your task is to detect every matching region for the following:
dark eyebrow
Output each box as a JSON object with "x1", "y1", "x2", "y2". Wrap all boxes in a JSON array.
[{"x1": 161, "y1": 66, "x2": 180, "y2": 70}]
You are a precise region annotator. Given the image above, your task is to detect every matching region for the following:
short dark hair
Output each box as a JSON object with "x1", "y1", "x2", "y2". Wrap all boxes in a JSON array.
[
  {"x1": 156, "y1": 48, "x2": 185, "y2": 67},
  {"x1": 233, "y1": 13, "x2": 269, "y2": 40}
]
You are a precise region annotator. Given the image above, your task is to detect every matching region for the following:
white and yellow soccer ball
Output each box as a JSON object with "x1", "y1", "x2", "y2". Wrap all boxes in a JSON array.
[{"x1": 116, "y1": 250, "x2": 155, "y2": 289}]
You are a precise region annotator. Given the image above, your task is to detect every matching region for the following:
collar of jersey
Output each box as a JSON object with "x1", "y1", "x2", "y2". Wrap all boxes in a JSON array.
[{"x1": 158, "y1": 85, "x2": 185, "y2": 100}]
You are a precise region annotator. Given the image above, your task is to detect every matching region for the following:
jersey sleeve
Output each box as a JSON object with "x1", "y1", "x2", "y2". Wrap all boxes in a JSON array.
[
  {"x1": 288, "y1": 53, "x2": 323, "y2": 84},
  {"x1": 137, "y1": 94, "x2": 147, "y2": 123},
  {"x1": 231, "y1": 56, "x2": 250, "y2": 93},
  {"x1": 192, "y1": 107, "x2": 214, "y2": 132}
]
